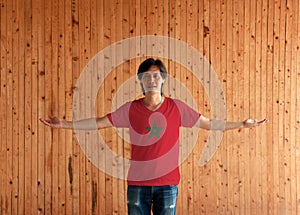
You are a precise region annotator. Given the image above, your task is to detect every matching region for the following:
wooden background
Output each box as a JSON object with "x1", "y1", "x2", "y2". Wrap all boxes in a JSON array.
[{"x1": 1, "y1": 0, "x2": 300, "y2": 214}]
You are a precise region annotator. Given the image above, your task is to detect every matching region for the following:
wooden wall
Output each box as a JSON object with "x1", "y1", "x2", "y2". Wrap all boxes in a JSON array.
[{"x1": 1, "y1": 0, "x2": 300, "y2": 214}]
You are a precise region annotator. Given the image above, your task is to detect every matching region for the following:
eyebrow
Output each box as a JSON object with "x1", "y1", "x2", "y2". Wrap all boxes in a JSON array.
[{"x1": 143, "y1": 70, "x2": 160, "y2": 73}]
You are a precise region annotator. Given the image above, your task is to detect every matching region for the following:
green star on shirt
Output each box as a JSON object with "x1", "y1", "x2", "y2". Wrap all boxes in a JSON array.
[{"x1": 146, "y1": 122, "x2": 163, "y2": 138}]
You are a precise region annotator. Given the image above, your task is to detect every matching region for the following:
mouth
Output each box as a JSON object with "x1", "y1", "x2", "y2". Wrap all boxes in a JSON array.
[
  {"x1": 146, "y1": 85, "x2": 158, "y2": 89},
  {"x1": 144, "y1": 86, "x2": 160, "y2": 93}
]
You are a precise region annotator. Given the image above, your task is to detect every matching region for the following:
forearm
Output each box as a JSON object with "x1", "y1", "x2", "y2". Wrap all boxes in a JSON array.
[
  {"x1": 197, "y1": 116, "x2": 266, "y2": 131},
  {"x1": 40, "y1": 116, "x2": 112, "y2": 130},
  {"x1": 205, "y1": 119, "x2": 244, "y2": 131},
  {"x1": 66, "y1": 117, "x2": 112, "y2": 130},
  {"x1": 62, "y1": 118, "x2": 99, "y2": 130},
  {"x1": 224, "y1": 121, "x2": 244, "y2": 130}
]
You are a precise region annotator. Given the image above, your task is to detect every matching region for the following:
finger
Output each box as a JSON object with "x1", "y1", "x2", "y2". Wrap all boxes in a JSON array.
[
  {"x1": 258, "y1": 119, "x2": 268, "y2": 124},
  {"x1": 49, "y1": 116, "x2": 60, "y2": 123},
  {"x1": 246, "y1": 119, "x2": 256, "y2": 124},
  {"x1": 39, "y1": 118, "x2": 51, "y2": 126},
  {"x1": 258, "y1": 119, "x2": 264, "y2": 124},
  {"x1": 245, "y1": 119, "x2": 253, "y2": 123},
  {"x1": 39, "y1": 118, "x2": 47, "y2": 123}
]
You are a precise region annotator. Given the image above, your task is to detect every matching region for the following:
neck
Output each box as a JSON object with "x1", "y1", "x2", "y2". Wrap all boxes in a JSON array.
[{"x1": 143, "y1": 93, "x2": 164, "y2": 110}]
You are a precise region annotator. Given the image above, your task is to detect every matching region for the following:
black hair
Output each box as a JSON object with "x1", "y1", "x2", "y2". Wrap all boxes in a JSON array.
[
  {"x1": 137, "y1": 58, "x2": 167, "y2": 80},
  {"x1": 137, "y1": 58, "x2": 167, "y2": 95}
]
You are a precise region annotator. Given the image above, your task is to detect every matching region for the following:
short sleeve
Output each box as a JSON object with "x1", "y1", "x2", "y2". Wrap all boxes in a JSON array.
[
  {"x1": 173, "y1": 99, "x2": 201, "y2": 127},
  {"x1": 106, "y1": 102, "x2": 131, "y2": 128}
]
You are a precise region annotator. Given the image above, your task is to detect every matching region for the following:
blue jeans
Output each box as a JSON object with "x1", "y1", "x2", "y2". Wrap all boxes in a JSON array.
[{"x1": 127, "y1": 185, "x2": 178, "y2": 215}]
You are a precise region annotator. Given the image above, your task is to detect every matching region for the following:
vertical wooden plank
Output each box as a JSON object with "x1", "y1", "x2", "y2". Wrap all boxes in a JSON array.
[
  {"x1": 208, "y1": 0, "x2": 218, "y2": 214},
  {"x1": 129, "y1": 0, "x2": 139, "y2": 211},
  {"x1": 145, "y1": 0, "x2": 155, "y2": 54},
  {"x1": 167, "y1": 0, "x2": 175, "y2": 97},
  {"x1": 266, "y1": 0, "x2": 275, "y2": 213},
  {"x1": 239, "y1": 0, "x2": 246, "y2": 212},
  {"x1": 231, "y1": 0, "x2": 241, "y2": 213},
  {"x1": 213, "y1": 1, "x2": 223, "y2": 213},
  {"x1": 200, "y1": 0, "x2": 212, "y2": 214},
  {"x1": 260, "y1": 0, "x2": 269, "y2": 213},
  {"x1": 11, "y1": 0, "x2": 21, "y2": 213},
  {"x1": 195, "y1": 0, "x2": 207, "y2": 213},
  {"x1": 0, "y1": 23, "x2": 3, "y2": 212},
  {"x1": 242, "y1": 0, "x2": 251, "y2": 213},
  {"x1": 36, "y1": 0, "x2": 46, "y2": 213},
  {"x1": 44, "y1": 0, "x2": 53, "y2": 213},
  {"x1": 127, "y1": 0, "x2": 138, "y2": 209},
  {"x1": 0, "y1": 1, "x2": 3, "y2": 212},
  {"x1": 111, "y1": 0, "x2": 119, "y2": 214},
  {"x1": 235, "y1": 0, "x2": 245, "y2": 213},
  {"x1": 218, "y1": 0, "x2": 229, "y2": 213},
  {"x1": 225, "y1": 0, "x2": 235, "y2": 212},
  {"x1": 283, "y1": 0, "x2": 293, "y2": 213},
  {"x1": 0, "y1": 2, "x2": 4, "y2": 208},
  {"x1": 179, "y1": 1, "x2": 190, "y2": 214},
  {"x1": 0, "y1": 0, "x2": 8, "y2": 214},
  {"x1": 277, "y1": 0, "x2": 287, "y2": 213},
  {"x1": 70, "y1": 0, "x2": 80, "y2": 213},
  {"x1": 255, "y1": 0, "x2": 263, "y2": 213},
  {"x1": 296, "y1": 0, "x2": 300, "y2": 213},
  {"x1": 7, "y1": 0, "x2": 14, "y2": 213},
  {"x1": 24, "y1": 0, "x2": 33, "y2": 214},
  {"x1": 83, "y1": 0, "x2": 92, "y2": 214},
  {"x1": 77, "y1": 0, "x2": 87, "y2": 214},
  {"x1": 188, "y1": 0, "x2": 197, "y2": 211},
  {"x1": 58, "y1": 0, "x2": 67, "y2": 213},
  {"x1": 103, "y1": 0, "x2": 113, "y2": 214},
  {"x1": 215, "y1": 0, "x2": 223, "y2": 213},
  {"x1": 109, "y1": 1, "x2": 116, "y2": 214},
  {"x1": 290, "y1": 0, "x2": 299, "y2": 214},
  {"x1": 0, "y1": 0, "x2": 3, "y2": 210},
  {"x1": 187, "y1": 0, "x2": 199, "y2": 214},
  {"x1": 50, "y1": 0, "x2": 60, "y2": 213},
  {"x1": 31, "y1": 0, "x2": 39, "y2": 213},
  {"x1": 6, "y1": 0, "x2": 14, "y2": 214},
  {"x1": 248, "y1": 0, "x2": 257, "y2": 213},
  {"x1": 89, "y1": 0, "x2": 99, "y2": 214},
  {"x1": 95, "y1": 0, "x2": 106, "y2": 214},
  {"x1": 272, "y1": 0, "x2": 281, "y2": 213},
  {"x1": 120, "y1": 0, "x2": 131, "y2": 213},
  {"x1": 90, "y1": 0, "x2": 100, "y2": 214},
  {"x1": 96, "y1": 0, "x2": 106, "y2": 214},
  {"x1": 114, "y1": 1, "x2": 122, "y2": 211},
  {"x1": 167, "y1": 0, "x2": 177, "y2": 110},
  {"x1": 139, "y1": 0, "x2": 146, "y2": 60},
  {"x1": 64, "y1": 0, "x2": 74, "y2": 214},
  {"x1": 173, "y1": 0, "x2": 182, "y2": 213},
  {"x1": 168, "y1": 0, "x2": 175, "y2": 96}
]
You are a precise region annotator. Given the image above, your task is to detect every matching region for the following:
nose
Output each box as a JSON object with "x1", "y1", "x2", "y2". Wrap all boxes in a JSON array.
[{"x1": 149, "y1": 74, "x2": 155, "y2": 82}]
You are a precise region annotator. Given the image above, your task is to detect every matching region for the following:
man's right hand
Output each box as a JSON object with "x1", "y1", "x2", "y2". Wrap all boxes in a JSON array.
[{"x1": 39, "y1": 116, "x2": 66, "y2": 128}]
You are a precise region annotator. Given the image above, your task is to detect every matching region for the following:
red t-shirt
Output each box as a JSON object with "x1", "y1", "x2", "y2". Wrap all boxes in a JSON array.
[{"x1": 107, "y1": 97, "x2": 200, "y2": 186}]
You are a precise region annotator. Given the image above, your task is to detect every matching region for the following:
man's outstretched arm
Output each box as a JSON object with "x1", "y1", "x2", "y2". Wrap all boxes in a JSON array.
[
  {"x1": 39, "y1": 116, "x2": 113, "y2": 130},
  {"x1": 195, "y1": 115, "x2": 268, "y2": 130}
]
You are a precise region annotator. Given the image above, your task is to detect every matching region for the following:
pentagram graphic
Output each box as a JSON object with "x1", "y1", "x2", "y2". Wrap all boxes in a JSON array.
[{"x1": 146, "y1": 122, "x2": 163, "y2": 138}]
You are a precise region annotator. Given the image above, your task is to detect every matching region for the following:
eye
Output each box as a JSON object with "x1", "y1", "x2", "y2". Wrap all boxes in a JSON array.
[
  {"x1": 142, "y1": 73, "x2": 151, "y2": 79},
  {"x1": 153, "y1": 73, "x2": 159, "y2": 79}
]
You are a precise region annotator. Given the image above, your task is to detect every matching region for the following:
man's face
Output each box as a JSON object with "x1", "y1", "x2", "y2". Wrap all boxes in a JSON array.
[{"x1": 140, "y1": 65, "x2": 165, "y2": 94}]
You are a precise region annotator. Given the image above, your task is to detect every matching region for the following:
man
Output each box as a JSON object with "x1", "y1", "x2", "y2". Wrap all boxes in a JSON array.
[{"x1": 40, "y1": 58, "x2": 267, "y2": 215}]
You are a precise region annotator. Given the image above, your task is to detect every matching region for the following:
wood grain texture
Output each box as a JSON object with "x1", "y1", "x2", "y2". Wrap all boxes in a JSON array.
[{"x1": 0, "y1": 0, "x2": 299, "y2": 214}]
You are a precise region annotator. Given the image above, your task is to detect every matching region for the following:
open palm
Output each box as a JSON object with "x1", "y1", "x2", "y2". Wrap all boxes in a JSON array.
[{"x1": 39, "y1": 116, "x2": 64, "y2": 128}]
